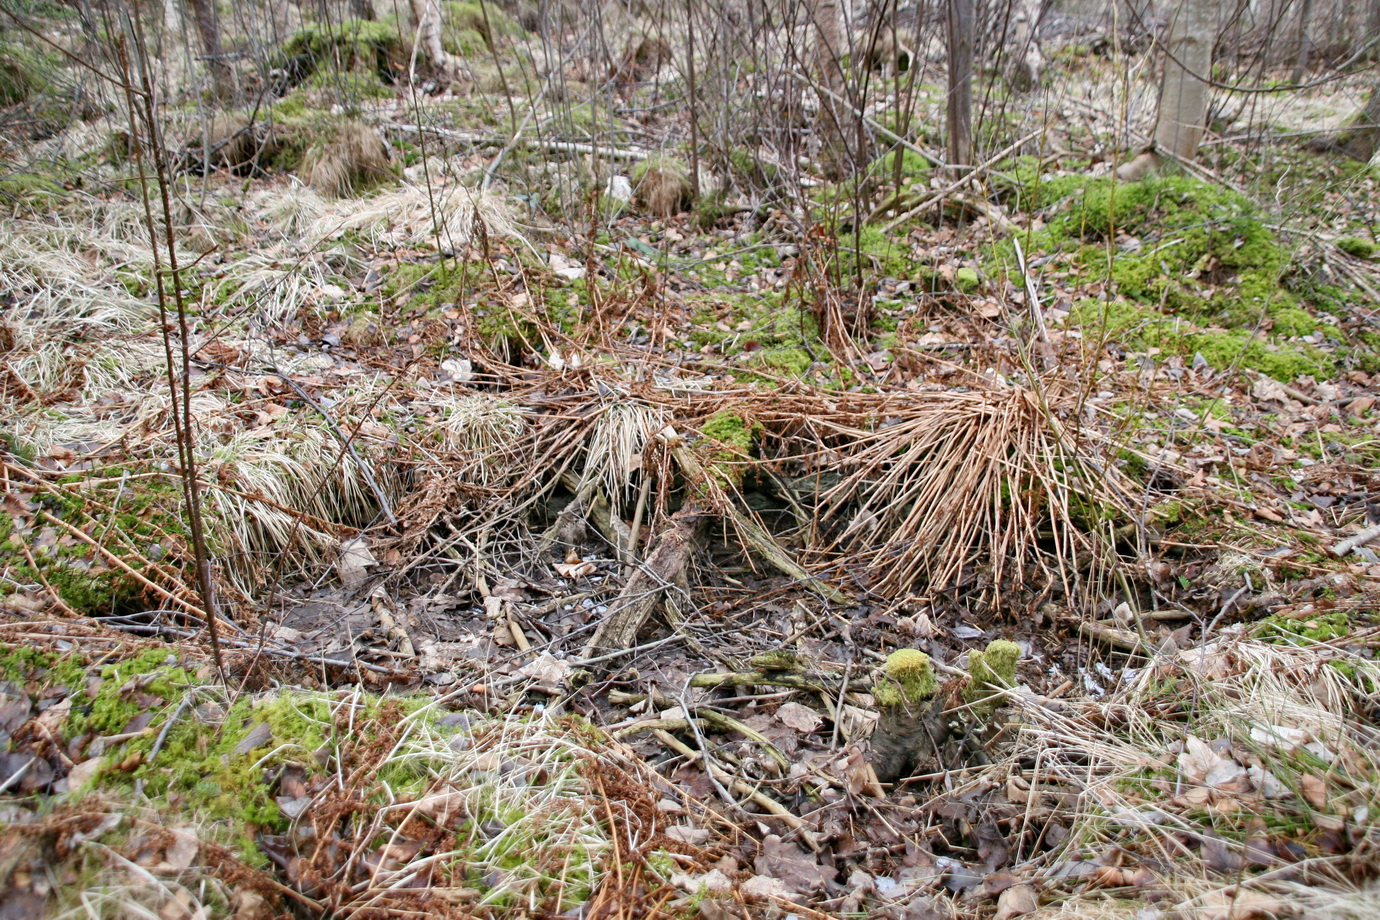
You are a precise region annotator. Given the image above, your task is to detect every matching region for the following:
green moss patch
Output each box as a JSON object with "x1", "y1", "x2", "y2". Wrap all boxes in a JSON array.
[
  {"x1": 0, "y1": 641, "x2": 658, "y2": 915},
  {"x1": 1254, "y1": 610, "x2": 1351, "y2": 646},
  {"x1": 0, "y1": 472, "x2": 188, "y2": 616},
  {"x1": 697, "y1": 411, "x2": 761, "y2": 487},
  {"x1": 874, "y1": 649, "x2": 937, "y2": 708},
  {"x1": 688, "y1": 293, "x2": 821, "y2": 379},
  {"x1": 1068, "y1": 298, "x2": 1331, "y2": 380},
  {"x1": 277, "y1": 17, "x2": 405, "y2": 89},
  {"x1": 444, "y1": 1, "x2": 524, "y2": 50}
]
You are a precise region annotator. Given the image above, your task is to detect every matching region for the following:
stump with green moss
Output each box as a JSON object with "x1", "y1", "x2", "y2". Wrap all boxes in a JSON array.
[
  {"x1": 870, "y1": 649, "x2": 941, "y2": 784},
  {"x1": 869, "y1": 640, "x2": 1021, "y2": 786}
]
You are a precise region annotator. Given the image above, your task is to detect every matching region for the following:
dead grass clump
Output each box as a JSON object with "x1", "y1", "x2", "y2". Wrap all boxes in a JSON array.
[
  {"x1": 309, "y1": 179, "x2": 523, "y2": 251},
  {"x1": 992, "y1": 633, "x2": 1380, "y2": 916},
  {"x1": 301, "y1": 120, "x2": 393, "y2": 197},
  {"x1": 814, "y1": 386, "x2": 1135, "y2": 602},
  {"x1": 181, "y1": 113, "x2": 280, "y2": 174},
  {"x1": 632, "y1": 156, "x2": 694, "y2": 217}
]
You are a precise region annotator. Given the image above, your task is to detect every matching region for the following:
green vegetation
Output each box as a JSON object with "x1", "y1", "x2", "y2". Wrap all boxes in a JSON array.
[
  {"x1": 0, "y1": 473, "x2": 186, "y2": 615},
  {"x1": 277, "y1": 17, "x2": 404, "y2": 87},
  {"x1": 873, "y1": 649, "x2": 937, "y2": 708},
  {"x1": 1337, "y1": 236, "x2": 1376, "y2": 260},
  {"x1": 698, "y1": 411, "x2": 760, "y2": 486},
  {"x1": 444, "y1": 1, "x2": 524, "y2": 50},
  {"x1": 0, "y1": 37, "x2": 50, "y2": 105},
  {"x1": 964, "y1": 639, "x2": 1020, "y2": 717},
  {"x1": 1055, "y1": 176, "x2": 1287, "y2": 320},
  {"x1": 0, "y1": 641, "x2": 628, "y2": 908},
  {"x1": 1254, "y1": 610, "x2": 1351, "y2": 646},
  {"x1": 1068, "y1": 298, "x2": 1331, "y2": 380},
  {"x1": 994, "y1": 169, "x2": 1344, "y2": 379}
]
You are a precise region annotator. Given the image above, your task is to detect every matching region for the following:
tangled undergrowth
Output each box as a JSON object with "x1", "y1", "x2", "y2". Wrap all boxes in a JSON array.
[{"x1": 3, "y1": 1, "x2": 1380, "y2": 918}]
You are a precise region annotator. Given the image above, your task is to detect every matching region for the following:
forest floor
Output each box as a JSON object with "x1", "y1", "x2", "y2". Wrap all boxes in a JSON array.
[{"x1": 2, "y1": 6, "x2": 1380, "y2": 919}]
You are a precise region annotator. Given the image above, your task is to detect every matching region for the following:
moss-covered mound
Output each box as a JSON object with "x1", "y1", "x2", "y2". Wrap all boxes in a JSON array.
[
  {"x1": 276, "y1": 17, "x2": 406, "y2": 89},
  {"x1": 0, "y1": 642, "x2": 684, "y2": 917},
  {"x1": 443, "y1": 0, "x2": 524, "y2": 54},
  {"x1": 997, "y1": 166, "x2": 1337, "y2": 380},
  {"x1": 0, "y1": 471, "x2": 188, "y2": 617}
]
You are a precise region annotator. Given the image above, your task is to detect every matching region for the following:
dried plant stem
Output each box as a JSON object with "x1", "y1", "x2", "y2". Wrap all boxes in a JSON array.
[{"x1": 112, "y1": 15, "x2": 224, "y2": 678}]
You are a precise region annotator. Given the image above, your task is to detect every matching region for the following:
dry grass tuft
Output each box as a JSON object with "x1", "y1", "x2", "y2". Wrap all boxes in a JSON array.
[
  {"x1": 582, "y1": 400, "x2": 669, "y2": 509},
  {"x1": 309, "y1": 178, "x2": 523, "y2": 251},
  {"x1": 425, "y1": 393, "x2": 532, "y2": 487},
  {"x1": 814, "y1": 386, "x2": 1135, "y2": 601},
  {"x1": 632, "y1": 156, "x2": 694, "y2": 217},
  {"x1": 301, "y1": 120, "x2": 394, "y2": 197},
  {"x1": 987, "y1": 631, "x2": 1380, "y2": 915}
]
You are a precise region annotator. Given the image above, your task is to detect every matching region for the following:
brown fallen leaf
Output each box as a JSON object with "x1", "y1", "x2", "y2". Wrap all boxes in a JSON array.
[
  {"x1": 554, "y1": 561, "x2": 597, "y2": 579},
  {"x1": 775, "y1": 701, "x2": 823, "y2": 733},
  {"x1": 1300, "y1": 773, "x2": 1328, "y2": 810},
  {"x1": 994, "y1": 884, "x2": 1038, "y2": 920}
]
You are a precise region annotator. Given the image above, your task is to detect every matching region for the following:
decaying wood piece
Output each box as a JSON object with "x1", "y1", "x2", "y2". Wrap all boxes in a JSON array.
[
  {"x1": 670, "y1": 444, "x2": 847, "y2": 604},
  {"x1": 869, "y1": 641, "x2": 1021, "y2": 785},
  {"x1": 1332, "y1": 524, "x2": 1380, "y2": 558},
  {"x1": 581, "y1": 506, "x2": 704, "y2": 660},
  {"x1": 1005, "y1": 0, "x2": 1045, "y2": 90}
]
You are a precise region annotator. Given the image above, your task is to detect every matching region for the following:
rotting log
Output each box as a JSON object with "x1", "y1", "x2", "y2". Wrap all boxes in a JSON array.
[{"x1": 581, "y1": 505, "x2": 704, "y2": 661}]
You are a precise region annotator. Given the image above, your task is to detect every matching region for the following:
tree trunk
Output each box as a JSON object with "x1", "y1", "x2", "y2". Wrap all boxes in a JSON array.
[
  {"x1": 811, "y1": 0, "x2": 848, "y2": 175},
  {"x1": 1152, "y1": 0, "x2": 1214, "y2": 164},
  {"x1": 1290, "y1": 0, "x2": 1313, "y2": 83},
  {"x1": 1005, "y1": 0, "x2": 1045, "y2": 91},
  {"x1": 408, "y1": 0, "x2": 460, "y2": 75},
  {"x1": 350, "y1": 0, "x2": 376, "y2": 20},
  {"x1": 186, "y1": 0, "x2": 232, "y2": 97},
  {"x1": 946, "y1": 0, "x2": 974, "y2": 168}
]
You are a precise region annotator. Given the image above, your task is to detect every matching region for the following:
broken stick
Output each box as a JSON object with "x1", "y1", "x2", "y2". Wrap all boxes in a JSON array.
[{"x1": 581, "y1": 505, "x2": 704, "y2": 662}]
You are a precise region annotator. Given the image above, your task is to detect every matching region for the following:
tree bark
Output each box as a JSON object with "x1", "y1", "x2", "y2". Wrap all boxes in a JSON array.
[
  {"x1": 811, "y1": 0, "x2": 848, "y2": 175},
  {"x1": 350, "y1": 0, "x2": 376, "y2": 20},
  {"x1": 408, "y1": 0, "x2": 461, "y2": 76},
  {"x1": 1290, "y1": 0, "x2": 1313, "y2": 83},
  {"x1": 1152, "y1": 0, "x2": 1215, "y2": 164},
  {"x1": 946, "y1": 0, "x2": 974, "y2": 168},
  {"x1": 1005, "y1": 0, "x2": 1045, "y2": 91},
  {"x1": 186, "y1": 0, "x2": 232, "y2": 97}
]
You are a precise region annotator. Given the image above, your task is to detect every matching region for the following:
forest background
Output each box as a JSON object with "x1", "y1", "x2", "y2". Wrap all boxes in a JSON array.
[{"x1": 1, "y1": 0, "x2": 1380, "y2": 917}]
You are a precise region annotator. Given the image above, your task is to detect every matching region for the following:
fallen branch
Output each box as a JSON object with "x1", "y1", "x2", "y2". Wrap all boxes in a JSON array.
[
  {"x1": 651, "y1": 728, "x2": 817, "y2": 847},
  {"x1": 384, "y1": 122, "x2": 652, "y2": 161},
  {"x1": 1077, "y1": 619, "x2": 1150, "y2": 654},
  {"x1": 1332, "y1": 524, "x2": 1380, "y2": 558},
  {"x1": 581, "y1": 505, "x2": 704, "y2": 661}
]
